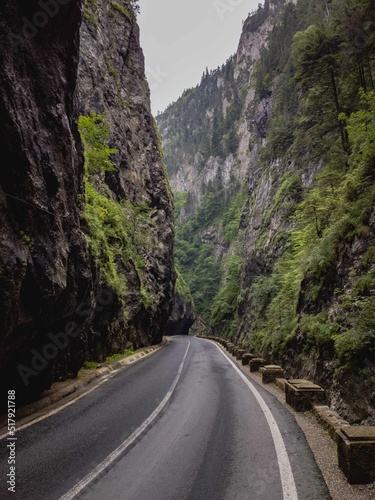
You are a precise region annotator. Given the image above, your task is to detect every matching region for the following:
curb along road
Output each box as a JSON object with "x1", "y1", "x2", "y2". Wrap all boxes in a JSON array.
[{"x1": 0, "y1": 342, "x2": 165, "y2": 437}]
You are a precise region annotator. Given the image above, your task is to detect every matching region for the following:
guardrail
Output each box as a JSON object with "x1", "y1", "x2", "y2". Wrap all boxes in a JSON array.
[{"x1": 197, "y1": 334, "x2": 375, "y2": 485}]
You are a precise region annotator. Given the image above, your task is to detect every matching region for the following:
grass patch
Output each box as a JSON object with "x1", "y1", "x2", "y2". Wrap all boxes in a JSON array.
[
  {"x1": 83, "y1": 8, "x2": 98, "y2": 26},
  {"x1": 78, "y1": 113, "x2": 154, "y2": 310},
  {"x1": 106, "y1": 348, "x2": 134, "y2": 362},
  {"x1": 105, "y1": 58, "x2": 120, "y2": 87},
  {"x1": 83, "y1": 0, "x2": 98, "y2": 27},
  {"x1": 82, "y1": 361, "x2": 98, "y2": 370},
  {"x1": 110, "y1": 1, "x2": 132, "y2": 20}
]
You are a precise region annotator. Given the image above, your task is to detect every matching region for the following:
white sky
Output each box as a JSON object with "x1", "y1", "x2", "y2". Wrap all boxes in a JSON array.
[{"x1": 138, "y1": 0, "x2": 264, "y2": 114}]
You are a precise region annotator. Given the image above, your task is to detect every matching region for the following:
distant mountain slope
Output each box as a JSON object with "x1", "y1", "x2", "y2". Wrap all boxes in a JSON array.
[
  {"x1": 157, "y1": 0, "x2": 375, "y2": 424},
  {"x1": 157, "y1": 0, "x2": 285, "y2": 322}
]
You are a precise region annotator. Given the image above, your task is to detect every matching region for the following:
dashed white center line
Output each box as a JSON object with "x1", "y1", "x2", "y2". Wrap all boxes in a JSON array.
[{"x1": 59, "y1": 340, "x2": 190, "y2": 500}]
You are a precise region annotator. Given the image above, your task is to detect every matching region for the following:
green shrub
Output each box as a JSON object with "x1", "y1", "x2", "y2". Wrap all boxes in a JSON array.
[
  {"x1": 83, "y1": 361, "x2": 98, "y2": 370},
  {"x1": 299, "y1": 311, "x2": 338, "y2": 344},
  {"x1": 110, "y1": 1, "x2": 132, "y2": 20},
  {"x1": 175, "y1": 264, "x2": 193, "y2": 305},
  {"x1": 210, "y1": 252, "x2": 242, "y2": 330},
  {"x1": 174, "y1": 192, "x2": 189, "y2": 219},
  {"x1": 79, "y1": 113, "x2": 153, "y2": 309},
  {"x1": 78, "y1": 113, "x2": 117, "y2": 176},
  {"x1": 263, "y1": 173, "x2": 302, "y2": 225},
  {"x1": 105, "y1": 58, "x2": 120, "y2": 86}
]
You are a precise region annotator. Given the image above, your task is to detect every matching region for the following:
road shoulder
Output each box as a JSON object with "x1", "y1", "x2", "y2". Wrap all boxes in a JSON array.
[{"x1": 210, "y1": 339, "x2": 374, "y2": 500}]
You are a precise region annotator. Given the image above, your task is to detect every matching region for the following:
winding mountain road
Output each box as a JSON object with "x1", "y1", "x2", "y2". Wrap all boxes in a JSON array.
[{"x1": 0, "y1": 336, "x2": 330, "y2": 499}]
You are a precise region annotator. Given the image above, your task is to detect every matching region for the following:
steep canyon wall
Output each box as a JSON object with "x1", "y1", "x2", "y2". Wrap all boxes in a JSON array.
[{"x1": 0, "y1": 0, "x2": 175, "y2": 406}]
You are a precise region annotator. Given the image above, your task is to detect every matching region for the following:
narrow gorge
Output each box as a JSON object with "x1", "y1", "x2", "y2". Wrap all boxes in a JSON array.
[{"x1": 0, "y1": 0, "x2": 374, "y2": 427}]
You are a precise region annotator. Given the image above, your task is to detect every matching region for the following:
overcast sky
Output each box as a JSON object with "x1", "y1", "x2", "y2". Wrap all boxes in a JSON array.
[{"x1": 138, "y1": 0, "x2": 264, "y2": 114}]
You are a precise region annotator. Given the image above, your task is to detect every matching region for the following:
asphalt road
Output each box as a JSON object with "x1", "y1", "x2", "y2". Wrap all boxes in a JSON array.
[{"x1": 0, "y1": 336, "x2": 330, "y2": 500}]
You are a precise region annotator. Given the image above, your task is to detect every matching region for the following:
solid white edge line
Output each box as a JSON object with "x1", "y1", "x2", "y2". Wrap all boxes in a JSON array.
[
  {"x1": 59, "y1": 339, "x2": 191, "y2": 500},
  {"x1": 0, "y1": 347, "x2": 160, "y2": 440},
  {"x1": 207, "y1": 340, "x2": 299, "y2": 500}
]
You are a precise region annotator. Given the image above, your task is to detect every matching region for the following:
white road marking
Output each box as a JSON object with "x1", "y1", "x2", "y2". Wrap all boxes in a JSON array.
[
  {"x1": 209, "y1": 341, "x2": 299, "y2": 500},
  {"x1": 59, "y1": 339, "x2": 191, "y2": 500},
  {"x1": 0, "y1": 348, "x2": 160, "y2": 440}
]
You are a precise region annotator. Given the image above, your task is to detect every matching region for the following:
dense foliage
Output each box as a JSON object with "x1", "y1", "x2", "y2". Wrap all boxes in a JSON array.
[
  {"x1": 160, "y1": 0, "x2": 375, "y2": 379},
  {"x1": 79, "y1": 113, "x2": 153, "y2": 311},
  {"x1": 158, "y1": 55, "x2": 241, "y2": 176},
  {"x1": 241, "y1": 0, "x2": 375, "y2": 371}
]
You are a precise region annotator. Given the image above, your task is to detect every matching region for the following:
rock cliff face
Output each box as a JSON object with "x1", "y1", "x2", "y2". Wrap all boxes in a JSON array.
[
  {"x1": 78, "y1": 0, "x2": 175, "y2": 354},
  {"x1": 0, "y1": 0, "x2": 88, "y2": 403},
  {"x1": 163, "y1": 292, "x2": 195, "y2": 336},
  {"x1": 157, "y1": 0, "x2": 283, "y2": 326},
  {"x1": 235, "y1": 0, "x2": 375, "y2": 424},
  {"x1": 0, "y1": 0, "x2": 174, "y2": 406},
  {"x1": 158, "y1": 1, "x2": 280, "y2": 209}
]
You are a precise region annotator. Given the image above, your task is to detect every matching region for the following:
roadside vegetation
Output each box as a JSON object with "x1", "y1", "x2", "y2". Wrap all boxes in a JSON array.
[
  {"x1": 158, "y1": 0, "x2": 375, "y2": 377},
  {"x1": 78, "y1": 112, "x2": 153, "y2": 312}
]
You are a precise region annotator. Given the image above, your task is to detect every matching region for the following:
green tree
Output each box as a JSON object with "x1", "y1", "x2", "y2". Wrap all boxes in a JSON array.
[
  {"x1": 292, "y1": 24, "x2": 349, "y2": 152},
  {"x1": 211, "y1": 114, "x2": 223, "y2": 157},
  {"x1": 332, "y1": 0, "x2": 375, "y2": 92}
]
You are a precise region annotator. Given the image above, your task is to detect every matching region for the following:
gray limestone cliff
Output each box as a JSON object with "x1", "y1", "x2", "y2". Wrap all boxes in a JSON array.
[
  {"x1": 158, "y1": 1, "x2": 280, "y2": 209},
  {"x1": 156, "y1": 1, "x2": 283, "y2": 327},
  {"x1": 78, "y1": 0, "x2": 175, "y2": 353}
]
